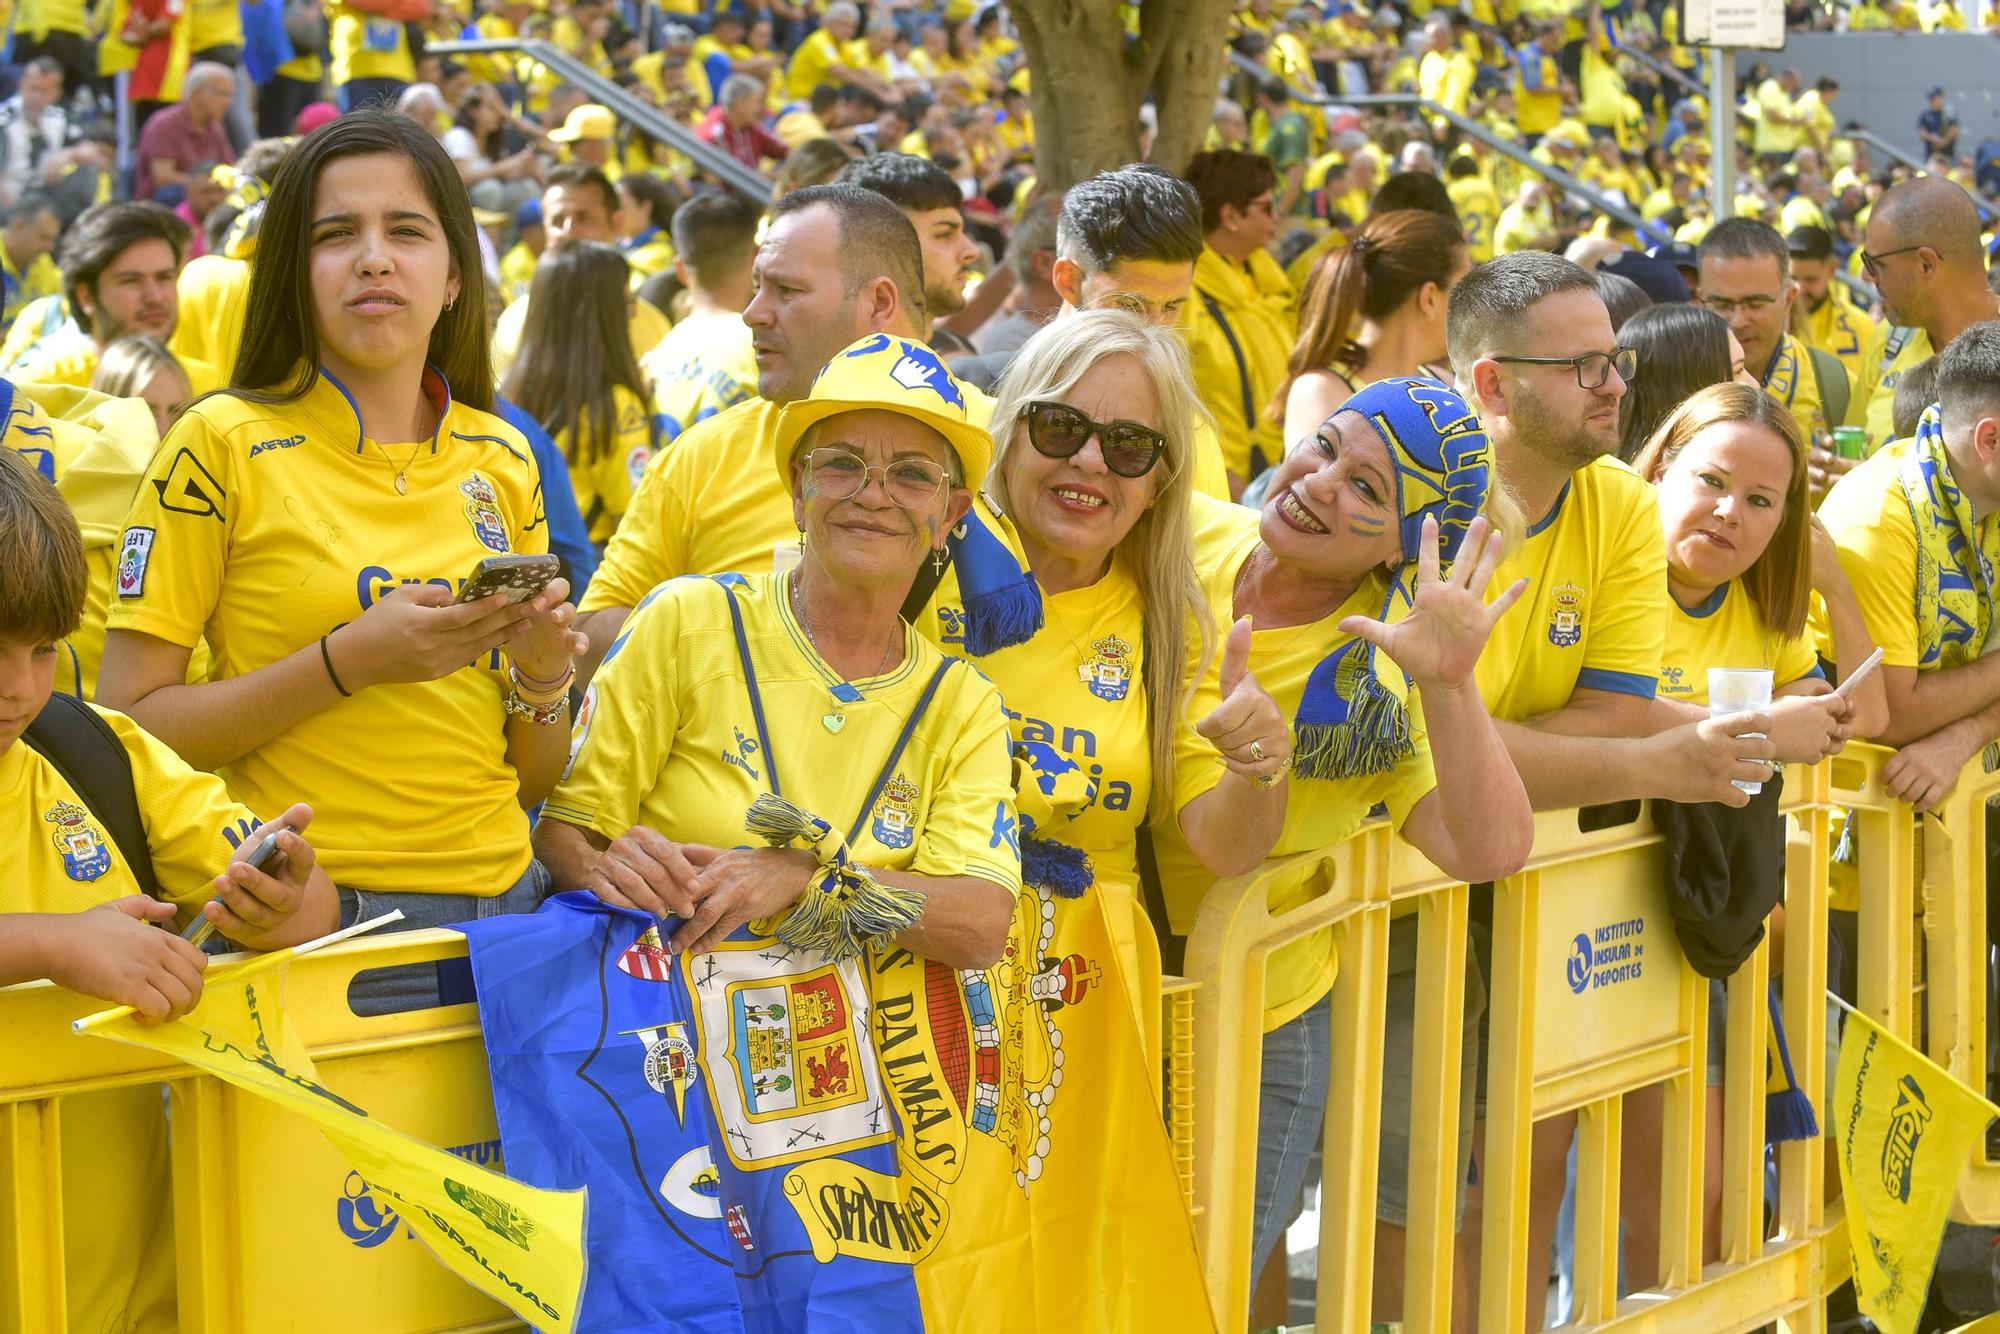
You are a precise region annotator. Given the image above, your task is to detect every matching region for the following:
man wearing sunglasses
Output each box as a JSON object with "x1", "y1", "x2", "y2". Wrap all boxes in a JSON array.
[{"x1": 1845, "y1": 175, "x2": 2000, "y2": 455}]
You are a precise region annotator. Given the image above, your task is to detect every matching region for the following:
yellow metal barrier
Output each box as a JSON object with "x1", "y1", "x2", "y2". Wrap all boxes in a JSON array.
[
  {"x1": 0, "y1": 929, "x2": 512, "y2": 1334},
  {"x1": 1184, "y1": 767, "x2": 1853, "y2": 1333}
]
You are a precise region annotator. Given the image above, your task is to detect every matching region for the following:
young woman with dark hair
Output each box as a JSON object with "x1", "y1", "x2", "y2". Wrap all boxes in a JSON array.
[
  {"x1": 98, "y1": 110, "x2": 587, "y2": 1010},
  {"x1": 1615, "y1": 301, "x2": 1754, "y2": 463},
  {"x1": 501, "y1": 239, "x2": 656, "y2": 547}
]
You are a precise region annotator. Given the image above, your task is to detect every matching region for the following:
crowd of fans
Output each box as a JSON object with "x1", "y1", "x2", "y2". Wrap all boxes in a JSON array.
[{"x1": 5, "y1": 0, "x2": 2000, "y2": 1330}]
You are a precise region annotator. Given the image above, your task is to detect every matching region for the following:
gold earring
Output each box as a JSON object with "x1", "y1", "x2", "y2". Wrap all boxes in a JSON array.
[{"x1": 797, "y1": 526, "x2": 806, "y2": 553}]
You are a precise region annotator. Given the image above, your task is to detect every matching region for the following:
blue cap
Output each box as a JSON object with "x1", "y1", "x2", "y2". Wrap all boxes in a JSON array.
[{"x1": 514, "y1": 197, "x2": 543, "y2": 229}]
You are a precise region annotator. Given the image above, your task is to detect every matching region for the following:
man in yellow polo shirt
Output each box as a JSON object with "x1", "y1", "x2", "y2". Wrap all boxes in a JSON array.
[
  {"x1": 1787, "y1": 224, "x2": 1875, "y2": 386},
  {"x1": 492, "y1": 166, "x2": 670, "y2": 377},
  {"x1": 1697, "y1": 218, "x2": 1827, "y2": 444},
  {"x1": 12, "y1": 200, "x2": 222, "y2": 393},
  {"x1": 1844, "y1": 176, "x2": 2000, "y2": 455},
  {"x1": 576, "y1": 182, "x2": 941, "y2": 671}
]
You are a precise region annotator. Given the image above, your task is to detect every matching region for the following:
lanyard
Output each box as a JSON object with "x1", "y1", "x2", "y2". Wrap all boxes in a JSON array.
[{"x1": 716, "y1": 576, "x2": 952, "y2": 845}]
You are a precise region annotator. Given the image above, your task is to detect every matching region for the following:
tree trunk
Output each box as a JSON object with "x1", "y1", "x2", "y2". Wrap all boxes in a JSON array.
[{"x1": 1011, "y1": 0, "x2": 1238, "y2": 193}]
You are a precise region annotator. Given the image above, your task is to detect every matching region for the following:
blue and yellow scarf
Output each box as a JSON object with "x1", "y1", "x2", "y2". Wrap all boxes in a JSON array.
[
  {"x1": 1293, "y1": 377, "x2": 1496, "y2": 780},
  {"x1": 1901, "y1": 402, "x2": 2000, "y2": 675}
]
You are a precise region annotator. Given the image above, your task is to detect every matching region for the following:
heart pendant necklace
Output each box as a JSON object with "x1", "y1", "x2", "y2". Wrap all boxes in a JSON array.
[{"x1": 791, "y1": 569, "x2": 897, "y2": 733}]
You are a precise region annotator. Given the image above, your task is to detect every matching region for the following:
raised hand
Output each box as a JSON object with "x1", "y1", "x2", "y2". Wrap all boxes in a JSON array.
[
  {"x1": 1193, "y1": 615, "x2": 1292, "y2": 784},
  {"x1": 1337, "y1": 515, "x2": 1528, "y2": 690}
]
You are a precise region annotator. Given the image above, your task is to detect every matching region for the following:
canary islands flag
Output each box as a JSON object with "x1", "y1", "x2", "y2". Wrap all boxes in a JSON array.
[
  {"x1": 76, "y1": 945, "x2": 588, "y2": 1332},
  {"x1": 1834, "y1": 1004, "x2": 1997, "y2": 1334}
]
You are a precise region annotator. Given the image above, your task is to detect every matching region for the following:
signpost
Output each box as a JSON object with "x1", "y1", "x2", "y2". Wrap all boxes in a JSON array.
[{"x1": 1682, "y1": 0, "x2": 1787, "y2": 224}]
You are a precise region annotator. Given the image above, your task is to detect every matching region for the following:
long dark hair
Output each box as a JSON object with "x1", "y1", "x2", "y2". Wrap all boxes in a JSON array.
[
  {"x1": 1272, "y1": 208, "x2": 1464, "y2": 416},
  {"x1": 1615, "y1": 303, "x2": 1733, "y2": 463},
  {"x1": 231, "y1": 110, "x2": 495, "y2": 413},
  {"x1": 499, "y1": 240, "x2": 646, "y2": 466}
]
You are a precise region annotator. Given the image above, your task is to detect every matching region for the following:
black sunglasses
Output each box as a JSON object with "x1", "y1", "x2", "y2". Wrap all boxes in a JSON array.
[{"x1": 1023, "y1": 401, "x2": 1169, "y2": 478}]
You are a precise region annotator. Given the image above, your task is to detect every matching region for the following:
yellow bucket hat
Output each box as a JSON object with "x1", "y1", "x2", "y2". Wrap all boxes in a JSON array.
[{"x1": 773, "y1": 333, "x2": 993, "y2": 490}]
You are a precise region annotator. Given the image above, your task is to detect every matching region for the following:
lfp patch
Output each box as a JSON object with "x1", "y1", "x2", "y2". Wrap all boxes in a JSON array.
[{"x1": 116, "y1": 527, "x2": 155, "y2": 599}]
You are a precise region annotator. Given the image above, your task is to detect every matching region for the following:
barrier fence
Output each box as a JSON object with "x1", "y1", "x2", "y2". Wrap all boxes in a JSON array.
[{"x1": 2, "y1": 746, "x2": 1996, "y2": 1332}]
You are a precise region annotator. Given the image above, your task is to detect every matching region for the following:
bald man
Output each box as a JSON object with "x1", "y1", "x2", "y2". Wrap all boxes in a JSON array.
[{"x1": 1845, "y1": 176, "x2": 2000, "y2": 451}]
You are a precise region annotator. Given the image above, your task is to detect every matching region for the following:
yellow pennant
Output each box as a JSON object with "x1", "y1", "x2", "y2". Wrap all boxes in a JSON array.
[
  {"x1": 76, "y1": 947, "x2": 588, "y2": 1333},
  {"x1": 1834, "y1": 1004, "x2": 1997, "y2": 1334}
]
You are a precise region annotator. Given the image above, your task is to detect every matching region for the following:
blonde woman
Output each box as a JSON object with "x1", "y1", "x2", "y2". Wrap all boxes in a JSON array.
[{"x1": 90, "y1": 335, "x2": 193, "y2": 437}]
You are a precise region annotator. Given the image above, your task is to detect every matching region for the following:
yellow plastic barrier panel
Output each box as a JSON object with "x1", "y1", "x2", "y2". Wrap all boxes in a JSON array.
[{"x1": 0, "y1": 928, "x2": 514, "y2": 1334}]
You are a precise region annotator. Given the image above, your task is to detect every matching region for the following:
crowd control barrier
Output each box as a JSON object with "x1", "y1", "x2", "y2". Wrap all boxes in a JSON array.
[{"x1": 4, "y1": 744, "x2": 1997, "y2": 1332}]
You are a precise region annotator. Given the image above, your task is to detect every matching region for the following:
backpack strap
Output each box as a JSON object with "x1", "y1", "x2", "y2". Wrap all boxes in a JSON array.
[
  {"x1": 21, "y1": 692, "x2": 160, "y2": 899},
  {"x1": 1807, "y1": 345, "x2": 1850, "y2": 429}
]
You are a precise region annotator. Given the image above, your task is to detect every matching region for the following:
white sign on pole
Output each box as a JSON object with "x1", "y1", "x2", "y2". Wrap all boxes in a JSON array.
[{"x1": 1684, "y1": 0, "x2": 1786, "y2": 50}]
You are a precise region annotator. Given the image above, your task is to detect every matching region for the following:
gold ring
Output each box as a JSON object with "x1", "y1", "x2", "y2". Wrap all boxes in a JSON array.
[{"x1": 1249, "y1": 739, "x2": 1266, "y2": 762}]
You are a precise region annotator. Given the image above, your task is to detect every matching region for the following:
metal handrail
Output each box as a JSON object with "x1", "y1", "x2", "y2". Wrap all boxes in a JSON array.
[
  {"x1": 426, "y1": 38, "x2": 775, "y2": 204},
  {"x1": 1233, "y1": 54, "x2": 1671, "y2": 245},
  {"x1": 1619, "y1": 38, "x2": 1706, "y2": 98},
  {"x1": 1843, "y1": 124, "x2": 1998, "y2": 222}
]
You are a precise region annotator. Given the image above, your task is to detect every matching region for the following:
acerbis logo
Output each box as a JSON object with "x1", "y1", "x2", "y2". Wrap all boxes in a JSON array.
[{"x1": 249, "y1": 434, "x2": 305, "y2": 458}]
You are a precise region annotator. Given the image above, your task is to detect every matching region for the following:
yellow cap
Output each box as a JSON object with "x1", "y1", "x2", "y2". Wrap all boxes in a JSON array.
[
  {"x1": 548, "y1": 103, "x2": 616, "y2": 143},
  {"x1": 774, "y1": 335, "x2": 992, "y2": 491}
]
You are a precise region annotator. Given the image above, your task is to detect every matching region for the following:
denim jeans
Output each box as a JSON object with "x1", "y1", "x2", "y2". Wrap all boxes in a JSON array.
[
  {"x1": 1252, "y1": 990, "x2": 1333, "y2": 1274},
  {"x1": 336, "y1": 859, "x2": 551, "y2": 1015}
]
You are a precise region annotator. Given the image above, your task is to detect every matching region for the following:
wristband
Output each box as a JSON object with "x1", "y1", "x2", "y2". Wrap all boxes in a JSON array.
[
  {"x1": 320, "y1": 634, "x2": 352, "y2": 698},
  {"x1": 508, "y1": 663, "x2": 575, "y2": 705}
]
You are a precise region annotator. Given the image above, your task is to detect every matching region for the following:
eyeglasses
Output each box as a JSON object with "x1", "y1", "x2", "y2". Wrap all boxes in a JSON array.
[
  {"x1": 801, "y1": 448, "x2": 948, "y2": 508},
  {"x1": 1024, "y1": 400, "x2": 1169, "y2": 478},
  {"x1": 1859, "y1": 243, "x2": 1924, "y2": 278},
  {"x1": 1490, "y1": 347, "x2": 1639, "y2": 390},
  {"x1": 1699, "y1": 292, "x2": 1781, "y2": 317}
]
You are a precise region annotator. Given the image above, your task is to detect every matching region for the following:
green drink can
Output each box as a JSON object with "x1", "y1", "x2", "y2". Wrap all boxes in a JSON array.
[{"x1": 1832, "y1": 425, "x2": 1868, "y2": 460}]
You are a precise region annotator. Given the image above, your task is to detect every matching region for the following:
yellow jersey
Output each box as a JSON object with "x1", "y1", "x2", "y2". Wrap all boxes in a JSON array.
[
  {"x1": 548, "y1": 570, "x2": 1020, "y2": 898},
  {"x1": 555, "y1": 381, "x2": 656, "y2": 546},
  {"x1": 13, "y1": 0, "x2": 86, "y2": 38},
  {"x1": 1447, "y1": 174, "x2": 1502, "y2": 263},
  {"x1": 621, "y1": 226, "x2": 676, "y2": 284},
  {"x1": 1184, "y1": 246, "x2": 1295, "y2": 482},
  {"x1": 13, "y1": 328, "x2": 223, "y2": 397},
  {"x1": 173, "y1": 252, "x2": 251, "y2": 380},
  {"x1": 0, "y1": 291, "x2": 66, "y2": 368},
  {"x1": 499, "y1": 241, "x2": 538, "y2": 304},
  {"x1": 186, "y1": 0, "x2": 242, "y2": 53},
  {"x1": 4, "y1": 703, "x2": 257, "y2": 1334},
  {"x1": 1845, "y1": 318, "x2": 1971, "y2": 451},
  {"x1": 2, "y1": 381, "x2": 162, "y2": 699},
  {"x1": 492, "y1": 290, "x2": 670, "y2": 380},
  {"x1": 1800, "y1": 293, "x2": 1876, "y2": 388},
  {"x1": 644, "y1": 307, "x2": 759, "y2": 445},
  {"x1": 1476, "y1": 456, "x2": 1667, "y2": 720},
  {"x1": 1155, "y1": 507, "x2": 1437, "y2": 1031},
  {"x1": 1816, "y1": 438, "x2": 1939, "y2": 673},
  {"x1": 106, "y1": 369, "x2": 548, "y2": 896},
  {"x1": 1514, "y1": 46, "x2": 1563, "y2": 137},
  {"x1": 328, "y1": 0, "x2": 417, "y2": 85},
  {"x1": 0, "y1": 240, "x2": 59, "y2": 334},
  {"x1": 1660, "y1": 578, "x2": 1822, "y2": 704},
  {"x1": 786, "y1": 27, "x2": 843, "y2": 98}
]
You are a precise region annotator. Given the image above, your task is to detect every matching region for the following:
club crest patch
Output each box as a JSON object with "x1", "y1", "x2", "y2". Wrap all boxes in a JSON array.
[
  {"x1": 460, "y1": 473, "x2": 510, "y2": 553},
  {"x1": 1077, "y1": 633, "x2": 1134, "y2": 702},
  {"x1": 870, "y1": 774, "x2": 919, "y2": 850},
  {"x1": 45, "y1": 800, "x2": 112, "y2": 881},
  {"x1": 1548, "y1": 582, "x2": 1585, "y2": 648}
]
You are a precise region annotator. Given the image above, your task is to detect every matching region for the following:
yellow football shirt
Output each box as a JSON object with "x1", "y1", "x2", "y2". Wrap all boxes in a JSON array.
[
  {"x1": 644, "y1": 308, "x2": 759, "y2": 444},
  {"x1": 500, "y1": 241, "x2": 538, "y2": 304},
  {"x1": 1660, "y1": 579, "x2": 1822, "y2": 704},
  {"x1": 1477, "y1": 456, "x2": 1667, "y2": 721},
  {"x1": 1801, "y1": 294, "x2": 1876, "y2": 387},
  {"x1": 1154, "y1": 509, "x2": 1437, "y2": 1032},
  {"x1": 2, "y1": 381, "x2": 162, "y2": 698},
  {"x1": 186, "y1": 0, "x2": 242, "y2": 53},
  {"x1": 1, "y1": 242, "x2": 58, "y2": 333},
  {"x1": 1447, "y1": 174, "x2": 1502, "y2": 263},
  {"x1": 492, "y1": 290, "x2": 671, "y2": 380},
  {"x1": 0, "y1": 291, "x2": 66, "y2": 367},
  {"x1": 972, "y1": 555, "x2": 1162, "y2": 1045},
  {"x1": 173, "y1": 252, "x2": 252, "y2": 381},
  {"x1": 1185, "y1": 246, "x2": 1296, "y2": 482},
  {"x1": 106, "y1": 370, "x2": 547, "y2": 896},
  {"x1": 13, "y1": 331, "x2": 223, "y2": 396},
  {"x1": 557, "y1": 382, "x2": 656, "y2": 546},
  {"x1": 548, "y1": 571, "x2": 1020, "y2": 897},
  {"x1": 328, "y1": 0, "x2": 416, "y2": 85},
  {"x1": 1846, "y1": 321, "x2": 1940, "y2": 452},
  {"x1": 786, "y1": 27, "x2": 842, "y2": 98},
  {"x1": 1816, "y1": 439, "x2": 1926, "y2": 672}
]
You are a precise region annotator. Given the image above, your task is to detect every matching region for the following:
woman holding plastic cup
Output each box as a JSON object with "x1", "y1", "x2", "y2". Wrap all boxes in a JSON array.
[{"x1": 1625, "y1": 380, "x2": 1888, "y2": 1276}]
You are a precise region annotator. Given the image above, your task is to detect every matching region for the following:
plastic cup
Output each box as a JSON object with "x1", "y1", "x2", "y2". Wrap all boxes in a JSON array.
[{"x1": 1709, "y1": 667, "x2": 1774, "y2": 794}]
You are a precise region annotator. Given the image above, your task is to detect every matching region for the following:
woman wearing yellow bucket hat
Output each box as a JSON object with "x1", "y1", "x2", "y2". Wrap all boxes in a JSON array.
[{"x1": 535, "y1": 331, "x2": 1018, "y2": 969}]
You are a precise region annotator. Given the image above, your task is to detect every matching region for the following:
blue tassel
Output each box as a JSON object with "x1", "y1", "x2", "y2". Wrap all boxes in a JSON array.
[
  {"x1": 1292, "y1": 652, "x2": 1414, "y2": 780},
  {"x1": 960, "y1": 570, "x2": 1044, "y2": 656},
  {"x1": 1022, "y1": 835, "x2": 1093, "y2": 898},
  {"x1": 1764, "y1": 988, "x2": 1820, "y2": 1144}
]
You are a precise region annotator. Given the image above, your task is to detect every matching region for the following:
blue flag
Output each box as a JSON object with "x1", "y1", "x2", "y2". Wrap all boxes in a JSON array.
[{"x1": 460, "y1": 893, "x2": 937, "y2": 1333}]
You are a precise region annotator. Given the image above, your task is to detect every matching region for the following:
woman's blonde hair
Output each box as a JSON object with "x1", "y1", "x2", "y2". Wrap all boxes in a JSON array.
[
  {"x1": 91, "y1": 335, "x2": 190, "y2": 406},
  {"x1": 1634, "y1": 381, "x2": 1812, "y2": 638},
  {"x1": 987, "y1": 309, "x2": 1217, "y2": 814}
]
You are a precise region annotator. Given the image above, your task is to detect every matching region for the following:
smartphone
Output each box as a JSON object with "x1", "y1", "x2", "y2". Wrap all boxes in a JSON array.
[
  {"x1": 457, "y1": 553, "x2": 560, "y2": 605},
  {"x1": 181, "y1": 828, "x2": 288, "y2": 945}
]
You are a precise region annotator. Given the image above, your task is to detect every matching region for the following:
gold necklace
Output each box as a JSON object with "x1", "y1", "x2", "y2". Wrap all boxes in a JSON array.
[
  {"x1": 376, "y1": 440, "x2": 424, "y2": 495},
  {"x1": 791, "y1": 569, "x2": 899, "y2": 733}
]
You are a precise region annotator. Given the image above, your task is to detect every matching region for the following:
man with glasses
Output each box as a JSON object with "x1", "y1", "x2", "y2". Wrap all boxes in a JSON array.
[
  {"x1": 1846, "y1": 175, "x2": 2000, "y2": 453},
  {"x1": 1697, "y1": 219, "x2": 1833, "y2": 452},
  {"x1": 1366, "y1": 252, "x2": 1777, "y2": 1332}
]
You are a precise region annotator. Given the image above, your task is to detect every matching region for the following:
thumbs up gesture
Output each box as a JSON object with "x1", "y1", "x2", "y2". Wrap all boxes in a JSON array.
[{"x1": 1194, "y1": 616, "x2": 1293, "y2": 786}]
